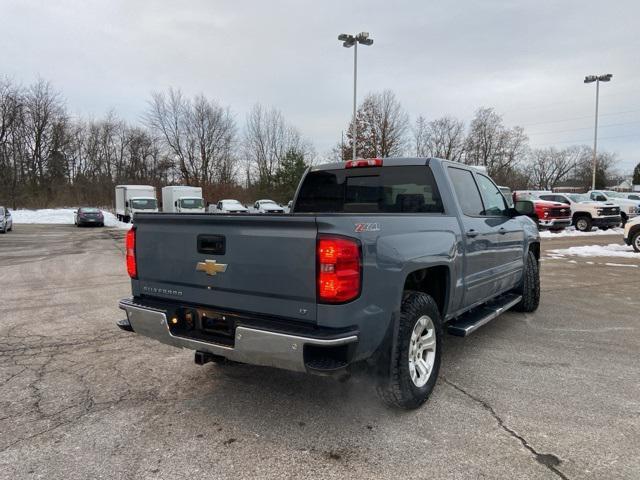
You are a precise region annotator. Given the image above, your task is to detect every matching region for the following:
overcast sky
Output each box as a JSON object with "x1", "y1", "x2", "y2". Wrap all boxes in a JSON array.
[{"x1": 2, "y1": 0, "x2": 638, "y2": 171}]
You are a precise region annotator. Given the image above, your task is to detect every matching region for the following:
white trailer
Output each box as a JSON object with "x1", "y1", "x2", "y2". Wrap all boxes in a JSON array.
[
  {"x1": 115, "y1": 185, "x2": 158, "y2": 223},
  {"x1": 161, "y1": 186, "x2": 205, "y2": 213}
]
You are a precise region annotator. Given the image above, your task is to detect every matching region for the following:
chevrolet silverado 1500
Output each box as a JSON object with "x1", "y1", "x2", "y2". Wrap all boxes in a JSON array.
[{"x1": 117, "y1": 158, "x2": 540, "y2": 409}]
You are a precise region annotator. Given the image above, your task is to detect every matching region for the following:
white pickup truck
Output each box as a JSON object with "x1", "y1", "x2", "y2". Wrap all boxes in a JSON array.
[
  {"x1": 587, "y1": 190, "x2": 640, "y2": 226},
  {"x1": 538, "y1": 193, "x2": 621, "y2": 232}
]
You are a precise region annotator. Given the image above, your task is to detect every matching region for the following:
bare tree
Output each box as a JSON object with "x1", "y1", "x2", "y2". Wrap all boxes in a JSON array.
[
  {"x1": 21, "y1": 79, "x2": 66, "y2": 185},
  {"x1": 526, "y1": 146, "x2": 585, "y2": 190},
  {"x1": 414, "y1": 115, "x2": 465, "y2": 161},
  {"x1": 343, "y1": 90, "x2": 409, "y2": 159},
  {"x1": 243, "y1": 104, "x2": 312, "y2": 189},
  {"x1": 145, "y1": 88, "x2": 236, "y2": 185},
  {"x1": 465, "y1": 107, "x2": 528, "y2": 183}
]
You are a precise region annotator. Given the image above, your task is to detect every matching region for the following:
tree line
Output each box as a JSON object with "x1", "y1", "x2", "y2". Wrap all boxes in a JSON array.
[
  {"x1": 0, "y1": 77, "x2": 628, "y2": 209},
  {"x1": 338, "y1": 89, "x2": 623, "y2": 189}
]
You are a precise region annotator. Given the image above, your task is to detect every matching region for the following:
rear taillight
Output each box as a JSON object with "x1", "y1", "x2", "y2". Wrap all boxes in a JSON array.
[
  {"x1": 345, "y1": 158, "x2": 383, "y2": 168},
  {"x1": 125, "y1": 227, "x2": 137, "y2": 278},
  {"x1": 317, "y1": 236, "x2": 361, "y2": 303}
]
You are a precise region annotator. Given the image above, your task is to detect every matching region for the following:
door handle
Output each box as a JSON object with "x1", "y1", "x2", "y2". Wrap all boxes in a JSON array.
[
  {"x1": 498, "y1": 227, "x2": 507, "y2": 235},
  {"x1": 466, "y1": 229, "x2": 479, "y2": 238}
]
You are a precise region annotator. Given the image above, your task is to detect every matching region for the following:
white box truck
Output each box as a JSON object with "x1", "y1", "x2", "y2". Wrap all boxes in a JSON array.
[
  {"x1": 161, "y1": 186, "x2": 205, "y2": 213},
  {"x1": 115, "y1": 185, "x2": 158, "y2": 223}
]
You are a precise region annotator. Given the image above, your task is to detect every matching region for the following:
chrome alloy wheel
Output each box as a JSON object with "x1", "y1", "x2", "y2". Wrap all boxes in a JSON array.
[{"x1": 408, "y1": 315, "x2": 437, "y2": 388}]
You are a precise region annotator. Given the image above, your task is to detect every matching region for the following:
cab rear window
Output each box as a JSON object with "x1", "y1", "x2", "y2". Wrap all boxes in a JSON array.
[{"x1": 295, "y1": 166, "x2": 443, "y2": 213}]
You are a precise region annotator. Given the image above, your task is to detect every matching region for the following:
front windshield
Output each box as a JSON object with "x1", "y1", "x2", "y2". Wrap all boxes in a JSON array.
[
  {"x1": 568, "y1": 194, "x2": 589, "y2": 202},
  {"x1": 180, "y1": 198, "x2": 204, "y2": 209},
  {"x1": 130, "y1": 198, "x2": 157, "y2": 210},
  {"x1": 603, "y1": 191, "x2": 623, "y2": 198}
]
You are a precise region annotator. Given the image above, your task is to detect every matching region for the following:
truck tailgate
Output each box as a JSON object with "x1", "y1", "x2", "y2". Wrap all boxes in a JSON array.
[{"x1": 133, "y1": 214, "x2": 318, "y2": 323}]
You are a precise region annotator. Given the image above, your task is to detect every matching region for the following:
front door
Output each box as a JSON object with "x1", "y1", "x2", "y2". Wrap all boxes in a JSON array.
[{"x1": 447, "y1": 167, "x2": 503, "y2": 307}]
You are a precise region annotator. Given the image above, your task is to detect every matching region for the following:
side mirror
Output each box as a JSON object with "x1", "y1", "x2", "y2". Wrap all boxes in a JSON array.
[
  {"x1": 125, "y1": 201, "x2": 129, "y2": 208},
  {"x1": 514, "y1": 200, "x2": 534, "y2": 215},
  {"x1": 174, "y1": 201, "x2": 178, "y2": 207}
]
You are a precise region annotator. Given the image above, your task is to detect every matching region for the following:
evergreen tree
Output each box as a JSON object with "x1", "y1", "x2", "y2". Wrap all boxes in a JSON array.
[{"x1": 273, "y1": 148, "x2": 308, "y2": 202}]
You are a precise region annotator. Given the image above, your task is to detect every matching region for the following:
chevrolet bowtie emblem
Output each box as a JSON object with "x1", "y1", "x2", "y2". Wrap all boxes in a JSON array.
[{"x1": 196, "y1": 259, "x2": 228, "y2": 276}]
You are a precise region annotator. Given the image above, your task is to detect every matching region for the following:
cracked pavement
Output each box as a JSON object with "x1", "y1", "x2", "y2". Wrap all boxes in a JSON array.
[{"x1": 1, "y1": 225, "x2": 639, "y2": 479}]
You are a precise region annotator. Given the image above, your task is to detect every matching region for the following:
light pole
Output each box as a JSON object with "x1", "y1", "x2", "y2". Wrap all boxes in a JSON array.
[
  {"x1": 338, "y1": 32, "x2": 373, "y2": 161},
  {"x1": 584, "y1": 73, "x2": 613, "y2": 190}
]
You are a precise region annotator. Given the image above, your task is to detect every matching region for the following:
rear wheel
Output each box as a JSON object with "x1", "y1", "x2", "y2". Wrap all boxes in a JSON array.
[
  {"x1": 574, "y1": 216, "x2": 592, "y2": 232},
  {"x1": 513, "y1": 250, "x2": 540, "y2": 312},
  {"x1": 632, "y1": 230, "x2": 640, "y2": 253},
  {"x1": 376, "y1": 291, "x2": 442, "y2": 409}
]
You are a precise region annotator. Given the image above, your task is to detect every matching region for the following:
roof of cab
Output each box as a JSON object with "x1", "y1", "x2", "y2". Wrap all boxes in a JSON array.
[{"x1": 309, "y1": 157, "x2": 436, "y2": 172}]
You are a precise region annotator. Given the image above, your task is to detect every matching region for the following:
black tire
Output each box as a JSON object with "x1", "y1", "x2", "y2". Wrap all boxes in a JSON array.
[
  {"x1": 513, "y1": 250, "x2": 540, "y2": 312},
  {"x1": 631, "y1": 230, "x2": 640, "y2": 253},
  {"x1": 574, "y1": 215, "x2": 592, "y2": 232},
  {"x1": 376, "y1": 291, "x2": 443, "y2": 410}
]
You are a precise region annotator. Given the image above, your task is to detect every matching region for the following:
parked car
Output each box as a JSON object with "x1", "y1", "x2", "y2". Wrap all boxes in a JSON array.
[
  {"x1": 212, "y1": 199, "x2": 249, "y2": 214},
  {"x1": 537, "y1": 193, "x2": 621, "y2": 232},
  {"x1": 623, "y1": 193, "x2": 640, "y2": 201},
  {"x1": 623, "y1": 216, "x2": 640, "y2": 252},
  {"x1": 253, "y1": 199, "x2": 284, "y2": 213},
  {"x1": 0, "y1": 206, "x2": 13, "y2": 233},
  {"x1": 117, "y1": 157, "x2": 540, "y2": 409},
  {"x1": 532, "y1": 199, "x2": 572, "y2": 231},
  {"x1": 587, "y1": 190, "x2": 639, "y2": 226},
  {"x1": 74, "y1": 207, "x2": 104, "y2": 227}
]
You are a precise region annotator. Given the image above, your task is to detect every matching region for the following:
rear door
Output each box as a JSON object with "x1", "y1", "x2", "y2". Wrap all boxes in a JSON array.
[
  {"x1": 133, "y1": 215, "x2": 318, "y2": 323},
  {"x1": 447, "y1": 167, "x2": 501, "y2": 306}
]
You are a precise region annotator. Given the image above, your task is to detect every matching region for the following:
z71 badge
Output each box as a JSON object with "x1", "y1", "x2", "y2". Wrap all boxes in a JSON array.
[{"x1": 355, "y1": 222, "x2": 381, "y2": 233}]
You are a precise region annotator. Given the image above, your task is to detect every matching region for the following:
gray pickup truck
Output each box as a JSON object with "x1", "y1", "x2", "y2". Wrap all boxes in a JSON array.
[{"x1": 117, "y1": 158, "x2": 540, "y2": 409}]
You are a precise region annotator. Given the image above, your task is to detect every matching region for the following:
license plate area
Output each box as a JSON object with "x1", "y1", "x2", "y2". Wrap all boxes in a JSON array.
[{"x1": 167, "y1": 306, "x2": 236, "y2": 347}]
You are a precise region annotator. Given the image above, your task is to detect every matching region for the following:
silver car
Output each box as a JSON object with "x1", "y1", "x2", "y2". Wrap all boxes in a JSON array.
[{"x1": 0, "y1": 206, "x2": 13, "y2": 233}]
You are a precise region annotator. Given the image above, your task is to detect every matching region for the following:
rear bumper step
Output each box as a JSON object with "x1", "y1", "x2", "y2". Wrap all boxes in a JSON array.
[
  {"x1": 118, "y1": 298, "x2": 358, "y2": 373},
  {"x1": 447, "y1": 293, "x2": 522, "y2": 337}
]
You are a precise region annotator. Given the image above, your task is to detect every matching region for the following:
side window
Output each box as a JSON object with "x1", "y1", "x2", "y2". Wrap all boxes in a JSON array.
[
  {"x1": 539, "y1": 195, "x2": 554, "y2": 202},
  {"x1": 557, "y1": 195, "x2": 570, "y2": 204},
  {"x1": 448, "y1": 167, "x2": 484, "y2": 216},
  {"x1": 476, "y1": 174, "x2": 507, "y2": 216}
]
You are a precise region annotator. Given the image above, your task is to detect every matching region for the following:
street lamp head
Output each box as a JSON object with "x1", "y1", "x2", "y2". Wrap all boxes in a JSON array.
[
  {"x1": 358, "y1": 32, "x2": 370, "y2": 40},
  {"x1": 342, "y1": 40, "x2": 355, "y2": 48},
  {"x1": 338, "y1": 33, "x2": 351, "y2": 41},
  {"x1": 598, "y1": 73, "x2": 613, "y2": 82},
  {"x1": 584, "y1": 75, "x2": 597, "y2": 83},
  {"x1": 359, "y1": 38, "x2": 374, "y2": 46}
]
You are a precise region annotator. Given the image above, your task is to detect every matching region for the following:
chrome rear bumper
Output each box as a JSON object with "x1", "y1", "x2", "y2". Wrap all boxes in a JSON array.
[{"x1": 118, "y1": 298, "x2": 358, "y2": 373}]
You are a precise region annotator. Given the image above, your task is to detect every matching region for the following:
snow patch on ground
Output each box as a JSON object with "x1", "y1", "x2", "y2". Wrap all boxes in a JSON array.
[
  {"x1": 12, "y1": 208, "x2": 131, "y2": 229},
  {"x1": 548, "y1": 243, "x2": 639, "y2": 259},
  {"x1": 604, "y1": 262, "x2": 638, "y2": 268},
  {"x1": 539, "y1": 227, "x2": 623, "y2": 238}
]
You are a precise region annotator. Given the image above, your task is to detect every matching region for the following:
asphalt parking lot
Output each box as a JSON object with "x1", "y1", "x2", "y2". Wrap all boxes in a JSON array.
[{"x1": 0, "y1": 225, "x2": 638, "y2": 479}]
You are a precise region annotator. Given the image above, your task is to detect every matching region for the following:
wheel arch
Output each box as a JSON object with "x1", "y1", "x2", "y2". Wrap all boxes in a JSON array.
[
  {"x1": 402, "y1": 265, "x2": 450, "y2": 318},
  {"x1": 572, "y1": 211, "x2": 592, "y2": 222}
]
